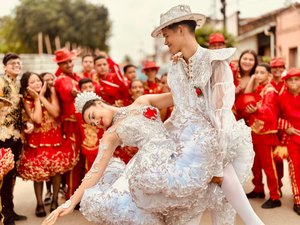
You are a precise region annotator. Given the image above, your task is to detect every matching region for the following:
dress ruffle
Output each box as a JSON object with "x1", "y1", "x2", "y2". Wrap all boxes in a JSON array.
[
  {"x1": 0, "y1": 148, "x2": 14, "y2": 180},
  {"x1": 80, "y1": 158, "x2": 164, "y2": 225}
]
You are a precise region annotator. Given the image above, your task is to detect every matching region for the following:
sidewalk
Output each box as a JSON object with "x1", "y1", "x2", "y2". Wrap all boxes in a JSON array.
[{"x1": 13, "y1": 160, "x2": 299, "y2": 225}]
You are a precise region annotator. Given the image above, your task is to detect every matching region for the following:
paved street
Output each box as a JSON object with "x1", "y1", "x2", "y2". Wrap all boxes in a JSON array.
[{"x1": 13, "y1": 161, "x2": 299, "y2": 225}]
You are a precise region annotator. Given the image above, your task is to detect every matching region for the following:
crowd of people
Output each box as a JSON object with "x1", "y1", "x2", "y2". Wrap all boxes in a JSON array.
[{"x1": 0, "y1": 4, "x2": 299, "y2": 225}]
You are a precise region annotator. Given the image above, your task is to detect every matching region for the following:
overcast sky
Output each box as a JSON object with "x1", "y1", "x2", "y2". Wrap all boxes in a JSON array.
[{"x1": 0, "y1": 0, "x2": 295, "y2": 64}]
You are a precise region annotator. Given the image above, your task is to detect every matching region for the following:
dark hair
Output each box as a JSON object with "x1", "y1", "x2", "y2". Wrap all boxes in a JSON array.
[
  {"x1": 3, "y1": 53, "x2": 20, "y2": 65},
  {"x1": 166, "y1": 20, "x2": 197, "y2": 34},
  {"x1": 238, "y1": 49, "x2": 258, "y2": 77},
  {"x1": 82, "y1": 99, "x2": 100, "y2": 122},
  {"x1": 94, "y1": 55, "x2": 106, "y2": 64},
  {"x1": 161, "y1": 73, "x2": 168, "y2": 78},
  {"x1": 40, "y1": 72, "x2": 54, "y2": 99},
  {"x1": 130, "y1": 79, "x2": 144, "y2": 88},
  {"x1": 79, "y1": 78, "x2": 93, "y2": 89},
  {"x1": 123, "y1": 64, "x2": 136, "y2": 74},
  {"x1": 82, "y1": 54, "x2": 94, "y2": 62},
  {"x1": 20, "y1": 72, "x2": 43, "y2": 96},
  {"x1": 257, "y1": 63, "x2": 271, "y2": 73}
]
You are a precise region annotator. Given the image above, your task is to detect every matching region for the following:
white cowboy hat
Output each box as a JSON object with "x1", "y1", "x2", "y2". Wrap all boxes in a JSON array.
[{"x1": 151, "y1": 5, "x2": 206, "y2": 38}]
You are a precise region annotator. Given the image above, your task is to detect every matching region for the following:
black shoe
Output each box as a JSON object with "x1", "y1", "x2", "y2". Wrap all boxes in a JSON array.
[
  {"x1": 74, "y1": 203, "x2": 80, "y2": 210},
  {"x1": 50, "y1": 201, "x2": 58, "y2": 213},
  {"x1": 5, "y1": 222, "x2": 15, "y2": 225},
  {"x1": 261, "y1": 198, "x2": 282, "y2": 209},
  {"x1": 246, "y1": 191, "x2": 265, "y2": 199},
  {"x1": 13, "y1": 212, "x2": 27, "y2": 221},
  {"x1": 35, "y1": 205, "x2": 46, "y2": 217},
  {"x1": 293, "y1": 204, "x2": 300, "y2": 216}
]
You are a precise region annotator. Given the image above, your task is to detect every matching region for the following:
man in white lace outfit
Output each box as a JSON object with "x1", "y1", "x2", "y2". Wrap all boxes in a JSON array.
[{"x1": 151, "y1": 5, "x2": 264, "y2": 225}]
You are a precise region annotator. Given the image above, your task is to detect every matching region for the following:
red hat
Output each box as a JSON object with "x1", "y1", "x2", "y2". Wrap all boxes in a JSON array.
[
  {"x1": 209, "y1": 33, "x2": 225, "y2": 45},
  {"x1": 270, "y1": 58, "x2": 285, "y2": 68},
  {"x1": 282, "y1": 68, "x2": 300, "y2": 80},
  {"x1": 53, "y1": 48, "x2": 77, "y2": 63},
  {"x1": 142, "y1": 61, "x2": 160, "y2": 73}
]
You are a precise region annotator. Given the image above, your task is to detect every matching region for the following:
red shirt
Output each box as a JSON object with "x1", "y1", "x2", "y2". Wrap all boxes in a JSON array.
[
  {"x1": 248, "y1": 83, "x2": 279, "y2": 134},
  {"x1": 54, "y1": 73, "x2": 81, "y2": 121},
  {"x1": 271, "y1": 80, "x2": 285, "y2": 93},
  {"x1": 279, "y1": 89, "x2": 300, "y2": 144},
  {"x1": 143, "y1": 78, "x2": 162, "y2": 94}
]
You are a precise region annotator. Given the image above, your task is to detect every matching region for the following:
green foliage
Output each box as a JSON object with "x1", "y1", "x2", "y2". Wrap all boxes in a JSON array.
[
  {"x1": 0, "y1": 16, "x2": 29, "y2": 52},
  {"x1": 0, "y1": 0, "x2": 111, "y2": 53},
  {"x1": 195, "y1": 25, "x2": 236, "y2": 48}
]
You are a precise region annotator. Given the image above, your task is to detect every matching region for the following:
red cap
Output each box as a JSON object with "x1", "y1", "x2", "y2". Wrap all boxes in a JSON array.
[
  {"x1": 209, "y1": 33, "x2": 225, "y2": 45},
  {"x1": 270, "y1": 58, "x2": 285, "y2": 68},
  {"x1": 142, "y1": 61, "x2": 160, "y2": 73},
  {"x1": 53, "y1": 48, "x2": 77, "y2": 63},
  {"x1": 282, "y1": 68, "x2": 300, "y2": 80}
]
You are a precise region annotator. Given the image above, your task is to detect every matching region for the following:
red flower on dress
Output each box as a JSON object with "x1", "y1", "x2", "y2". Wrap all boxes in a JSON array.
[
  {"x1": 143, "y1": 107, "x2": 158, "y2": 120},
  {"x1": 194, "y1": 86, "x2": 202, "y2": 97}
]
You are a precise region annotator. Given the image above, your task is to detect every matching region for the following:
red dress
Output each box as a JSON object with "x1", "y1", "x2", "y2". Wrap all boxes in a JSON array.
[
  {"x1": 18, "y1": 97, "x2": 75, "y2": 182},
  {"x1": 0, "y1": 148, "x2": 14, "y2": 180}
]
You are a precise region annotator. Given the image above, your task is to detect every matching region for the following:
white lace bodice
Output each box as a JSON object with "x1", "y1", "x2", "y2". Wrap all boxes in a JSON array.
[
  {"x1": 166, "y1": 45, "x2": 237, "y2": 177},
  {"x1": 109, "y1": 104, "x2": 171, "y2": 148}
]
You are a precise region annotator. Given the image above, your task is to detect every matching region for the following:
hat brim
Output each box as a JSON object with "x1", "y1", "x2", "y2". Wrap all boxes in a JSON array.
[
  {"x1": 151, "y1": 13, "x2": 206, "y2": 38},
  {"x1": 282, "y1": 74, "x2": 299, "y2": 80},
  {"x1": 53, "y1": 52, "x2": 77, "y2": 63},
  {"x1": 142, "y1": 66, "x2": 160, "y2": 73}
]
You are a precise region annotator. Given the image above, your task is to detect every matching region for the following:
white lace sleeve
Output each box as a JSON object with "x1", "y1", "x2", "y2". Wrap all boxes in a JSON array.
[
  {"x1": 205, "y1": 60, "x2": 236, "y2": 177},
  {"x1": 63, "y1": 131, "x2": 121, "y2": 208}
]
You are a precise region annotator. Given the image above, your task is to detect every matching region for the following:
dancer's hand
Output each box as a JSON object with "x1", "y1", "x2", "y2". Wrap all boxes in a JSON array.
[
  {"x1": 211, "y1": 176, "x2": 223, "y2": 187},
  {"x1": 42, "y1": 201, "x2": 74, "y2": 225}
]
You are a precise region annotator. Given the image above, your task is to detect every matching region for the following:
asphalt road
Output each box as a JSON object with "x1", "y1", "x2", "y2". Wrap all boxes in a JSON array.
[{"x1": 13, "y1": 160, "x2": 299, "y2": 225}]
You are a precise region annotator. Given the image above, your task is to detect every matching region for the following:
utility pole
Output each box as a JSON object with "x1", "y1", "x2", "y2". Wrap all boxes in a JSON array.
[{"x1": 220, "y1": 0, "x2": 227, "y2": 32}]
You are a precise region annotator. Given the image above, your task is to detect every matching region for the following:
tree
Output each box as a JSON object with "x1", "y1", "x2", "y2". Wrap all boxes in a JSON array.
[
  {"x1": 0, "y1": 0, "x2": 111, "y2": 53},
  {"x1": 0, "y1": 16, "x2": 28, "y2": 53},
  {"x1": 195, "y1": 25, "x2": 236, "y2": 48}
]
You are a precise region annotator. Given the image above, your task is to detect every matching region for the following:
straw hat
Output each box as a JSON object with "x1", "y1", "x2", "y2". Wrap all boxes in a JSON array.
[{"x1": 151, "y1": 5, "x2": 206, "y2": 38}]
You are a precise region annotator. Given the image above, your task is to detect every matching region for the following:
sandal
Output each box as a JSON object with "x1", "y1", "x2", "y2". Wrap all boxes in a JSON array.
[{"x1": 35, "y1": 204, "x2": 46, "y2": 217}]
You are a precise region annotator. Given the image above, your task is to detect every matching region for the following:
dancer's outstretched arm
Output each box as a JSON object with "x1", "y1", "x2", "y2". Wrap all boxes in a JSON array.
[
  {"x1": 136, "y1": 92, "x2": 173, "y2": 110},
  {"x1": 42, "y1": 132, "x2": 121, "y2": 225}
]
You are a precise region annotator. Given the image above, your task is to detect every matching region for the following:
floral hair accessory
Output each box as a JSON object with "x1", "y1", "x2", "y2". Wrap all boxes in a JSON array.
[
  {"x1": 75, "y1": 91, "x2": 101, "y2": 113},
  {"x1": 194, "y1": 86, "x2": 202, "y2": 97}
]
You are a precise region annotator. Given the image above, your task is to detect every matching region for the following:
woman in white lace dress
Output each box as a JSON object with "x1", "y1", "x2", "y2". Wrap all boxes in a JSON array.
[{"x1": 43, "y1": 91, "x2": 227, "y2": 225}]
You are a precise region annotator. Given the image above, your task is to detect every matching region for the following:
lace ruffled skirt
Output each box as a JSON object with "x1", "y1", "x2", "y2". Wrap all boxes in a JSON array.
[{"x1": 80, "y1": 157, "x2": 164, "y2": 225}]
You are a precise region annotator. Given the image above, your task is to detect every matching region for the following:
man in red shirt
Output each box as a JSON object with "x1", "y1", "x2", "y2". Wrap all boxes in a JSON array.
[
  {"x1": 79, "y1": 54, "x2": 95, "y2": 79},
  {"x1": 208, "y1": 33, "x2": 226, "y2": 50},
  {"x1": 270, "y1": 57, "x2": 286, "y2": 93},
  {"x1": 92, "y1": 55, "x2": 130, "y2": 106},
  {"x1": 142, "y1": 61, "x2": 162, "y2": 94},
  {"x1": 53, "y1": 48, "x2": 85, "y2": 200}
]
